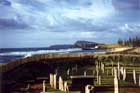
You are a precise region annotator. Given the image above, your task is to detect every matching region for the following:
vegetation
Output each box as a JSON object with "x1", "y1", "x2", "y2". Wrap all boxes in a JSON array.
[
  {"x1": 99, "y1": 44, "x2": 124, "y2": 49},
  {"x1": 118, "y1": 36, "x2": 140, "y2": 47}
]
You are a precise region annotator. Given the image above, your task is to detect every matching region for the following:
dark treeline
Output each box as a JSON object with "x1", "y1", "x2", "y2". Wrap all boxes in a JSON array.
[{"x1": 118, "y1": 36, "x2": 140, "y2": 47}]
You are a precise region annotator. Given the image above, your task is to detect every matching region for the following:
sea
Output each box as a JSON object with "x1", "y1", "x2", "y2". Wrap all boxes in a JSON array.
[{"x1": 0, "y1": 48, "x2": 106, "y2": 64}]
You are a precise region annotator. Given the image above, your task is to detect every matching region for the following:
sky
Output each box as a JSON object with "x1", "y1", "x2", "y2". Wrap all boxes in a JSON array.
[{"x1": 0, "y1": 0, "x2": 140, "y2": 48}]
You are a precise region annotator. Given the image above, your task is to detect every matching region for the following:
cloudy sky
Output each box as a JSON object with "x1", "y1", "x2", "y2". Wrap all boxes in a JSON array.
[{"x1": 0, "y1": 0, "x2": 140, "y2": 48}]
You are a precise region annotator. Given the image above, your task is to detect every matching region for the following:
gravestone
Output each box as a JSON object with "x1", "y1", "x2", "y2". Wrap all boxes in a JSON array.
[
  {"x1": 40, "y1": 80, "x2": 47, "y2": 93},
  {"x1": 114, "y1": 68, "x2": 119, "y2": 93},
  {"x1": 85, "y1": 85, "x2": 94, "y2": 93},
  {"x1": 98, "y1": 76, "x2": 101, "y2": 85},
  {"x1": 54, "y1": 74, "x2": 57, "y2": 89},
  {"x1": 117, "y1": 62, "x2": 120, "y2": 80},
  {"x1": 84, "y1": 71, "x2": 87, "y2": 76},
  {"x1": 59, "y1": 76, "x2": 64, "y2": 91},
  {"x1": 133, "y1": 69, "x2": 137, "y2": 85},
  {"x1": 123, "y1": 69, "x2": 126, "y2": 81},
  {"x1": 50, "y1": 74, "x2": 54, "y2": 87},
  {"x1": 64, "y1": 81, "x2": 69, "y2": 92},
  {"x1": 67, "y1": 69, "x2": 70, "y2": 76}
]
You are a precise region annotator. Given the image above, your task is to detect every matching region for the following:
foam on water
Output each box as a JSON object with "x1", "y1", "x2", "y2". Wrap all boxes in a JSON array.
[{"x1": 0, "y1": 48, "x2": 82, "y2": 57}]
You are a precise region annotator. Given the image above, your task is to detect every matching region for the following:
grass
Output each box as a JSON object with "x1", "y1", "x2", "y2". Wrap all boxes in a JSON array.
[{"x1": 99, "y1": 44, "x2": 127, "y2": 49}]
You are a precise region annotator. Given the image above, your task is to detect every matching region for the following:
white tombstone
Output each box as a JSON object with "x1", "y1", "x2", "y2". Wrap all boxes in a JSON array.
[
  {"x1": 50, "y1": 74, "x2": 54, "y2": 87},
  {"x1": 112, "y1": 67, "x2": 114, "y2": 76},
  {"x1": 101, "y1": 63, "x2": 105, "y2": 73},
  {"x1": 112, "y1": 62, "x2": 114, "y2": 76},
  {"x1": 133, "y1": 69, "x2": 137, "y2": 84},
  {"x1": 64, "y1": 81, "x2": 69, "y2": 92},
  {"x1": 123, "y1": 69, "x2": 126, "y2": 81},
  {"x1": 120, "y1": 67, "x2": 124, "y2": 76},
  {"x1": 59, "y1": 76, "x2": 64, "y2": 91},
  {"x1": 114, "y1": 68, "x2": 119, "y2": 93},
  {"x1": 53, "y1": 74, "x2": 57, "y2": 89},
  {"x1": 67, "y1": 69, "x2": 70, "y2": 76},
  {"x1": 85, "y1": 85, "x2": 94, "y2": 93},
  {"x1": 41, "y1": 80, "x2": 47, "y2": 93},
  {"x1": 99, "y1": 75, "x2": 101, "y2": 85},
  {"x1": 117, "y1": 62, "x2": 120, "y2": 80},
  {"x1": 84, "y1": 71, "x2": 87, "y2": 76}
]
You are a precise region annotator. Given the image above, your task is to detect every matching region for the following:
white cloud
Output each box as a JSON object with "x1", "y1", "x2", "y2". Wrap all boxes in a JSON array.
[{"x1": 0, "y1": 0, "x2": 140, "y2": 47}]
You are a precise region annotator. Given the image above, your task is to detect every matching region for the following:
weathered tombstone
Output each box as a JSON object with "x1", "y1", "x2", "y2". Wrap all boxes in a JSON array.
[
  {"x1": 106, "y1": 69, "x2": 109, "y2": 76},
  {"x1": 133, "y1": 69, "x2": 137, "y2": 85},
  {"x1": 59, "y1": 76, "x2": 64, "y2": 91},
  {"x1": 64, "y1": 81, "x2": 69, "y2": 92},
  {"x1": 84, "y1": 71, "x2": 87, "y2": 76},
  {"x1": 120, "y1": 67, "x2": 124, "y2": 76},
  {"x1": 112, "y1": 62, "x2": 114, "y2": 76},
  {"x1": 53, "y1": 74, "x2": 57, "y2": 89},
  {"x1": 112, "y1": 67, "x2": 114, "y2": 76},
  {"x1": 123, "y1": 69, "x2": 126, "y2": 81},
  {"x1": 101, "y1": 63, "x2": 105, "y2": 73},
  {"x1": 85, "y1": 85, "x2": 94, "y2": 93},
  {"x1": 50, "y1": 74, "x2": 54, "y2": 87},
  {"x1": 114, "y1": 68, "x2": 119, "y2": 93},
  {"x1": 99, "y1": 75, "x2": 101, "y2": 85},
  {"x1": 40, "y1": 80, "x2": 47, "y2": 93},
  {"x1": 67, "y1": 69, "x2": 70, "y2": 76},
  {"x1": 117, "y1": 62, "x2": 120, "y2": 80}
]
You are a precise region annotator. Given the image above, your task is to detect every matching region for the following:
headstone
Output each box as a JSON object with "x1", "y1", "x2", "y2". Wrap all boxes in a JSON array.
[
  {"x1": 101, "y1": 63, "x2": 105, "y2": 73},
  {"x1": 112, "y1": 62, "x2": 114, "y2": 76},
  {"x1": 53, "y1": 74, "x2": 57, "y2": 89},
  {"x1": 67, "y1": 69, "x2": 70, "y2": 76},
  {"x1": 64, "y1": 81, "x2": 69, "y2": 92},
  {"x1": 59, "y1": 76, "x2": 64, "y2": 91},
  {"x1": 133, "y1": 69, "x2": 137, "y2": 85},
  {"x1": 85, "y1": 85, "x2": 94, "y2": 93},
  {"x1": 40, "y1": 80, "x2": 47, "y2": 93},
  {"x1": 112, "y1": 67, "x2": 114, "y2": 76},
  {"x1": 50, "y1": 74, "x2": 54, "y2": 87},
  {"x1": 84, "y1": 71, "x2": 87, "y2": 76},
  {"x1": 123, "y1": 69, "x2": 126, "y2": 81},
  {"x1": 117, "y1": 62, "x2": 120, "y2": 80},
  {"x1": 120, "y1": 67, "x2": 124, "y2": 76},
  {"x1": 114, "y1": 68, "x2": 119, "y2": 93}
]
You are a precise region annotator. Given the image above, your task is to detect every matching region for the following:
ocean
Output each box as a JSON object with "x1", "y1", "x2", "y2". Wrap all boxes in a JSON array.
[{"x1": 0, "y1": 48, "x2": 106, "y2": 64}]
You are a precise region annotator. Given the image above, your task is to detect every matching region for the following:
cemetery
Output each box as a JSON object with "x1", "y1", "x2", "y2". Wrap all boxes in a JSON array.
[{"x1": 1, "y1": 53, "x2": 140, "y2": 93}]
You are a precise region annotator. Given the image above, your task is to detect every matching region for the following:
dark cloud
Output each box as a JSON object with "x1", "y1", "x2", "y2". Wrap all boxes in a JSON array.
[
  {"x1": 113, "y1": 0, "x2": 140, "y2": 11},
  {"x1": 0, "y1": 18, "x2": 28, "y2": 29},
  {"x1": 0, "y1": 0, "x2": 140, "y2": 48},
  {"x1": 0, "y1": 0, "x2": 11, "y2": 6}
]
